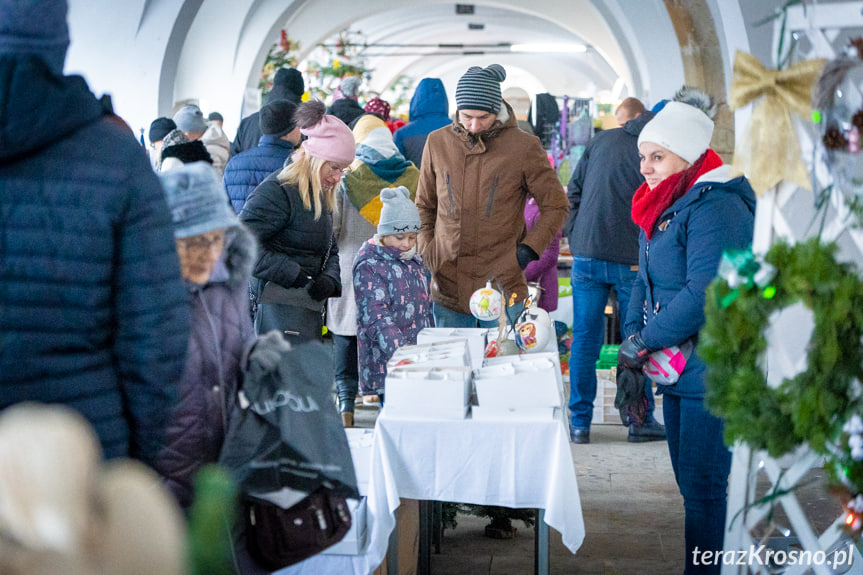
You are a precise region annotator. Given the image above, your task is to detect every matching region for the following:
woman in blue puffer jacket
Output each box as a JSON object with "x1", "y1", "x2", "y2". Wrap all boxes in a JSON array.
[
  {"x1": 618, "y1": 88, "x2": 755, "y2": 575},
  {"x1": 153, "y1": 162, "x2": 257, "y2": 509}
]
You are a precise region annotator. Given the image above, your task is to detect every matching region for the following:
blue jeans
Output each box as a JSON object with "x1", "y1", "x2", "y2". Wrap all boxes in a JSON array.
[
  {"x1": 432, "y1": 302, "x2": 523, "y2": 329},
  {"x1": 568, "y1": 256, "x2": 654, "y2": 430},
  {"x1": 663, "y1": 395, "x2": 732, "y2": 575}
]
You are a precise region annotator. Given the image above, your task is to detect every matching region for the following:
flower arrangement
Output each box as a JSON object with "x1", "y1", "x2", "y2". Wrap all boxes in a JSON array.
[
  {"x1": 303, "y1": 29, "x2": 370, "y2": 100},
  {"x1": 259, "y1": 30, "x2": 302, "y2": 98}
]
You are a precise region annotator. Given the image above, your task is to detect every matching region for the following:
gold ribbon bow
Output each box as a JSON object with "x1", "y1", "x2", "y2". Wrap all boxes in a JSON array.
[{"x1": 729, "y1": 51, "x2": 825, "y2": 196}]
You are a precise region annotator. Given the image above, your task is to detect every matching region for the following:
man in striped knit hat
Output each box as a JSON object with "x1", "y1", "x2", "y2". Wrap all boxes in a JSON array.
[{"x1": 416, "y1": 64, "x2": 568, "y2": 328}]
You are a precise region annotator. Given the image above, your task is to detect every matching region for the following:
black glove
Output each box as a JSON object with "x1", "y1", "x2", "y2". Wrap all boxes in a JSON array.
[
  {"x1": 618, "y1": 333, "x2": 651, "y2": 369},
  {"x1": 516, "y1": 244, "x2": 539, "y2": 270},
  {"x1": 615, "y1": 366, "x2": 648, "y2": 427},
  {"x1": 291, "y1": 272, "x2": 312, "y2": 288},
  {"x1": 307, "y1": 275, "x2": 337, "y2": 301}
]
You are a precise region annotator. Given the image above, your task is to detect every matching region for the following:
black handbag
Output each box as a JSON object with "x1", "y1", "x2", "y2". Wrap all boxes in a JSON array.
[{"x1": 243, "y1": 488, "x2": 351, "y2": 570}]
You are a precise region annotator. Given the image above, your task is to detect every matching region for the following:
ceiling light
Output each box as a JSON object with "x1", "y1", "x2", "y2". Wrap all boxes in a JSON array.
[{"x1": 509, "y1": 43, "x2": 587, "y2": 53}]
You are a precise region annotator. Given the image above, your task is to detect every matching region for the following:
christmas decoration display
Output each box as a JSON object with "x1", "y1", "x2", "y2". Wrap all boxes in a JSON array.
[
  {"x1": 258, "y1": 29, "x2": 302, "y2": 98},
  {"x1": 702, "y1": 239, "x2": 863, "y2": 459},
  {"x1": 705, "y1": 37, "x2": 863, "y2": 546},
  {"x1": 728, "y1": 50, "x2": 825, "y2": 195}
]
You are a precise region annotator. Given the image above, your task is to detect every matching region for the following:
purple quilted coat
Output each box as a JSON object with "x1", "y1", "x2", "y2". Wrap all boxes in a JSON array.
[
  {"x1": 153, "y1": 226, "x2": 257, "y2": 509},
  {"x1": 353, "y1": 238, "x2": 434, "y2": 396}
]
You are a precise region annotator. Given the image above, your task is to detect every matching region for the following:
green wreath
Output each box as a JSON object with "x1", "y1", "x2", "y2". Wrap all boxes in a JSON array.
[{"x1": 701, "y1": 238, "x2": 863, "y2": 459}]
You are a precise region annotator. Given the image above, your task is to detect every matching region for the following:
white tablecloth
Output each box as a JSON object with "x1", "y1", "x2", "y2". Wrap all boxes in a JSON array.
[{"x1": 362, "y1": 407, "x2": 585, "y2": 571}]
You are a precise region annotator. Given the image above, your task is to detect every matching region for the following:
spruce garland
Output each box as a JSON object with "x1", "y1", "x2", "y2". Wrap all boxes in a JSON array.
[{"x1": 701, "y1": 238, "x2": 863, "y2": 459}]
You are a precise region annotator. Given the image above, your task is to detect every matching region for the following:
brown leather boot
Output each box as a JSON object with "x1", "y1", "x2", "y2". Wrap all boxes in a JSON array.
[{"x1": 341, "y1": 411, "x2": 354, "y2": 428}]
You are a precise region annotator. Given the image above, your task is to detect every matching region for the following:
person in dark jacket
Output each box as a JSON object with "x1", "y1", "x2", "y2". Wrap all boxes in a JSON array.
[
  {"x1": 148, "y1": 116, "x2": 176, "y2": 171},
  {"x1": 562, "y1": 97, "x2": 666, "y2": 445},
  {"x1": 153, "y1": 162, "x2": 256, "y2": 509},
  {"x1": 327, "y1": 75, "x2": 364, "y2": 127},
  {"x1": 619, "y1": 87, "x2": 755, "y2": 574},
  {"x1": 393, "y1": 77, "x2": 451, "y2": 168},
  {"x1": 0, "y1": 0, "x2": 189, "y2": 468},
  {"x1": 224, "y1": 99, "x2": 301, "y2": 214},
  {"x1": 240, "y1": 99, "x2": 355, "y2": 345},
  {"x1": 231, "y1": 67, "x2": 304, "y2": 157}
]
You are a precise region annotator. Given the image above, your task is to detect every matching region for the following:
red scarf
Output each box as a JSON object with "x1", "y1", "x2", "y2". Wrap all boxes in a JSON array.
[{"x1": 631, "y1": 149, "x2": 723, "y2": 240}]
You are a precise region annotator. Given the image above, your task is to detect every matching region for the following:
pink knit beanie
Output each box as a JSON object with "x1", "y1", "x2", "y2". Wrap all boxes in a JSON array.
[{"x1": 295, "y1": 99, "x2": 355, "y2": 165}]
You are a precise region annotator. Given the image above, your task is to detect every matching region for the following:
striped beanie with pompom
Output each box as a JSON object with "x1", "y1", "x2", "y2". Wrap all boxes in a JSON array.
[{"x1": 455, "y1": 64, "x2": 507, "y2": 113}]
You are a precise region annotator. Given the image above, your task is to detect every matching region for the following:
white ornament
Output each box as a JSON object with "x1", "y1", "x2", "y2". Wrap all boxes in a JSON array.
[{"x1": 469, "y1": 281, "x2": 502, "y2": 322}]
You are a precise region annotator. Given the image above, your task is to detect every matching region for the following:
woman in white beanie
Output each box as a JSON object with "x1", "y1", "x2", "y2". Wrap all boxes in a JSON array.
[{"x1": 616, "y1": 87, "x2": 756, "y2": 573}]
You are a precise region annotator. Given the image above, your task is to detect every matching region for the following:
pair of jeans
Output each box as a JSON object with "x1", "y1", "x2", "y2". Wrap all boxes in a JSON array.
[
  {"x1": 567, "y1": 256, "x2": 654, "y2": 430},
  {"x1": 663, "y1": 394, "x2": 732, "y2": 575},
  {"x1": 432, "y1": 302, "x2": 523, "y2": 329}
]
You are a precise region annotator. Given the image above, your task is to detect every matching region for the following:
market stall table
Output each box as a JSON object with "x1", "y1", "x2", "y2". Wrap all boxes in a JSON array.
[{"x1": 363, "y1": 406, "x2": 585, "y2": 574}]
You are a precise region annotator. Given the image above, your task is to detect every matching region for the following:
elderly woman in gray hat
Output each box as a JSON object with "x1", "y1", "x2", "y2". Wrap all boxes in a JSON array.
[{"x1": 152, "y1": 161, "x2": 256, "y2": 510}]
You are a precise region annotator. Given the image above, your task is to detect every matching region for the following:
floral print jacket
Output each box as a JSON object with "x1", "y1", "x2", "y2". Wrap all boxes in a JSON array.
[{"x1": 353, "y1": 238, "x2": 433, "y2": 395}]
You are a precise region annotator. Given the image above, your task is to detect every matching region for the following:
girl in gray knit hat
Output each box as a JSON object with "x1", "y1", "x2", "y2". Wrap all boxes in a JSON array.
[{"x1": 352, "y1": 187, "x2": 434, "y2": 405}]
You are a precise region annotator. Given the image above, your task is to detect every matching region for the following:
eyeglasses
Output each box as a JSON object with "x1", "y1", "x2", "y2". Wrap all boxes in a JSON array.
[
  {"x1": 177, "y1": 230, "x2": 226, "y2": 251},
  {"x1": 325, "y1": 163, "x2": 352, "y2": 177}
]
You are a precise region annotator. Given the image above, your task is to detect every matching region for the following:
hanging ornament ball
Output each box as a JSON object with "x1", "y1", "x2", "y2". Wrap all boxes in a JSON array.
[
  {"x1": 818, "y1": 58, "x2": 863, "y2": 195},
  {"x1": 514, "y1": 306, "x2": 552, "y2": 353},
  {"x1": 469, "y1": 281, "x2": 502, "y2": 321}
]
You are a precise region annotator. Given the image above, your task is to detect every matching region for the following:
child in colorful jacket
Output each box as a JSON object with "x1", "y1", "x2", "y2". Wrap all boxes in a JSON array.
[{"x1": 353, "y1": 187, "x2": 434, "y2": 402}]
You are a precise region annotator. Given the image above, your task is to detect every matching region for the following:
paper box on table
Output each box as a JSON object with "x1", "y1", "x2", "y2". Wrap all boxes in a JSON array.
[
  {"x1": 417, "y1": 328, "x2": 488, "y2": 370},
  {"x1": 386, "y1": 339, "x2": 470, "y2": 370},
  {"x1": 344, "y1": 428, "x2": 374, "y2": 495},
  {"x1": 483, "y1": 351, "x2": 564, "y2": 397},
  {"x1": 472, "y1": 405, "x2": 557, "y2": 421},
  {"x1": 321, "y1": 496, "x2": 368, "y2": 555},
  {"x1": 474, "y1": 357, "x2": 562, "y2": 409},
  {"x1": 384, "y1": 366, "x2": 472, "y2": 419}
]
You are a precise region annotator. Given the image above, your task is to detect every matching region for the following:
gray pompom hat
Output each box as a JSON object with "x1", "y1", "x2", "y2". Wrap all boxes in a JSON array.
[{"x1": 377, "y1": 186, "x2": 420, "y2": 236}]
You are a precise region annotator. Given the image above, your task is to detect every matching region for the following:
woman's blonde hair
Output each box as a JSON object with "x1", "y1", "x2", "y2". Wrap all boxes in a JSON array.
[{"x1": 277, "y1": 148, "x2": 337, "y2": 220}]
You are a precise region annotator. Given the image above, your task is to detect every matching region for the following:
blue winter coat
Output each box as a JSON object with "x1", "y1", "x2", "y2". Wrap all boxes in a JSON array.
[
  {"x1": 223, "y1": 135, "x2": 295, "y2": 213},
  {"x1": 153, "y1": 227, "x2": 256, "y2": 509},
  {"x1": 0, "y1": 55, "x2": 190, "y2": 465},
  {"x1": 623, "y1": 165, "x2": 755, "y2": 399},
  {"x1": 353, "y1": 240, "x2": 433, "y2": 395},
  {"x1": 393, "y1": 78, "x2": 451, "y2": 168}
]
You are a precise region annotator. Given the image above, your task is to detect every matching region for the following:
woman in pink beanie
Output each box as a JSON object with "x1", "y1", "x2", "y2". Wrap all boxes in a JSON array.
[{"x1": 240, "y1": 99, "x2": 356, "y2": 344}]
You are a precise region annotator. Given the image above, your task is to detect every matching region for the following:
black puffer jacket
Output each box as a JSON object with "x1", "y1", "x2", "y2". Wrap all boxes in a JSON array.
[
  {"x1": 0, "y1": 54, "x2": 190, "y2": 466},
  {"x1": 239, "y1": 173, "x2": 341, "y2": 294},
  {"x1": 153, "y1": 226, "x2": 257, "y2": 508}
]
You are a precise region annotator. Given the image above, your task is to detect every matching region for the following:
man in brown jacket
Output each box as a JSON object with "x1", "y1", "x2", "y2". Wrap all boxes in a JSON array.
[{"x1": 416, "y1": 64, "x2": 568, "y2": 327}]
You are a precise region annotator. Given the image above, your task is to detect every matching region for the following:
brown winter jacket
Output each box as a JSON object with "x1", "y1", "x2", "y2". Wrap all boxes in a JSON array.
[{"x1": 416, "y1": 102, "x2": 568, "y2": 314}]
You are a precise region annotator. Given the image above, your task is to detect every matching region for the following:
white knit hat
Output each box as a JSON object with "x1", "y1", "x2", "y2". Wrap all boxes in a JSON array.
[{"x1": 637, "y1": 100, "x2": 714, "y2": 164}]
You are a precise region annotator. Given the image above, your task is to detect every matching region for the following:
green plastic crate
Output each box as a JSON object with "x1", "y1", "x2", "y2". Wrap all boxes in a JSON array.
[{"x1": 596, "y1": 344, "x2": 619, "y2": 369}]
